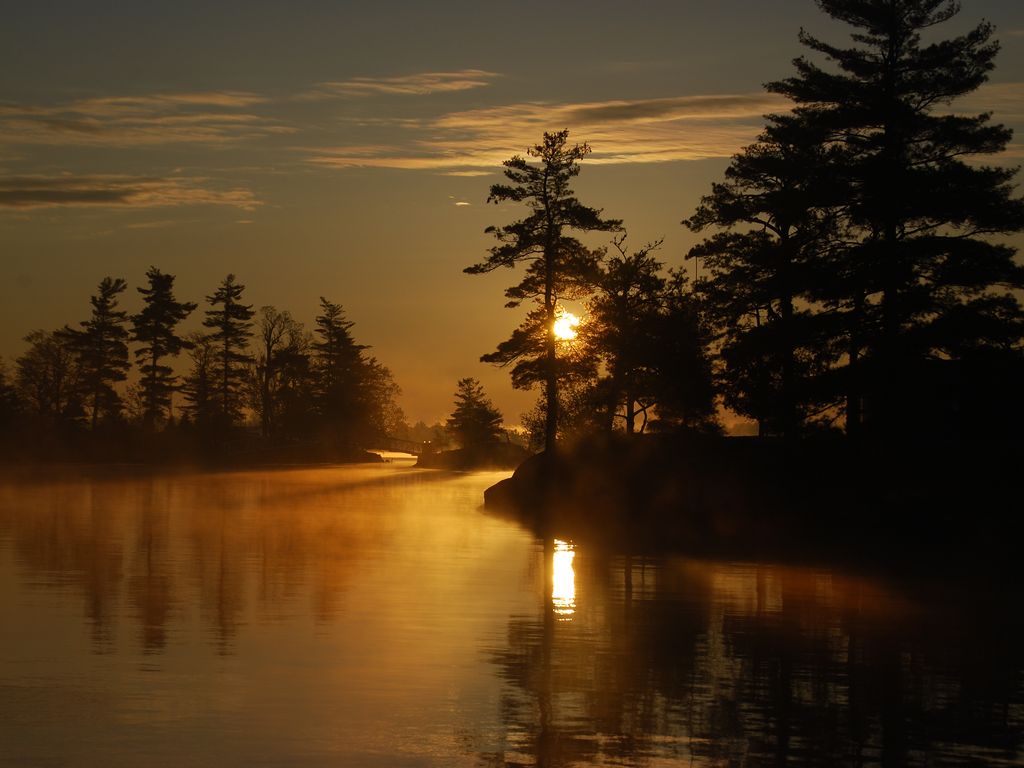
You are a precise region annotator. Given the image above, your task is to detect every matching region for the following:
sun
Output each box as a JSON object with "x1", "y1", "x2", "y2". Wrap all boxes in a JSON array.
[{"x1": 553, "y1": 311, "x2": 580, "y2": 341}]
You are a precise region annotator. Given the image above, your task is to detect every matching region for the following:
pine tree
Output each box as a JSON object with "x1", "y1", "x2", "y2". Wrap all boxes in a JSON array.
[
  {"x1": 685, "y1": 116, "x2": 843, "y2": 436},
  {"x1": 767, "y1": 0, "x2": 1024, "y2": 433},
  {"x1": 202, "y1": 274, "x2": 254, "y2": 427},
  {"x1": 62, "y1": 277, "x2": 131, "y2": 430},
  {"x1": 446, "y1": 378, "x2": 504, "y2": 450},
  {"x1": 131, "y1": 267, "x2": 197, "y2": 428},
  {"x1": 311, "y1": 297, "x2": 365, "y2": 446},
  {"x1": 466, "y1": 130, "x2": 620, "y2": 452}
]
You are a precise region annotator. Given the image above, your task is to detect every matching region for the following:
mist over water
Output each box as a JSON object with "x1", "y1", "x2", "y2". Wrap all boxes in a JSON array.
[{"x1": 1, "y1": 464, "x2": 1021, "y2": 766}]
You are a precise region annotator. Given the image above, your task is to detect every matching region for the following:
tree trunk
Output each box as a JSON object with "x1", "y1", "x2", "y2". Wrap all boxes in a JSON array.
[
  {"x1": 846, "y1": 291, "x2": 864, "y2": 438},
  {"x1": 543, "y1": 229, "x2": 558, "y2": 453},
  {"x1": 625, "y1": 388, "x2": 635, "y2": 435}
]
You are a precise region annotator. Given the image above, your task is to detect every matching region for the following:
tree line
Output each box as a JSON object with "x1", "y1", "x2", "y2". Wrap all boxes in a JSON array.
[
  {"x1": 470, "y1": 0, "x2": 1024, "y2": 451},
  {"x1": 0, "y1": 270, "x2": 404, "y2": 460}
]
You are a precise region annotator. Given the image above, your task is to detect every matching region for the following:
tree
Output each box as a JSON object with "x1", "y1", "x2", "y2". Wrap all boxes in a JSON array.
[
  {"x1": 466, "y1": 130, "x2": 620, "y2": 452},
  {"x1": 131, "y1": 267, "x2": 197, "y2": 429},
  {"x1": 249, "y1": 306, "x2": 310, "y2": 440},
  {"x1": 685, "y1": 117, "x2": 843, "y2": 436},
  {"x1": 202, "y1": 274, "x2": 254, "y2": 428},
  {"x1": 446, "y1": 378, "x2": 504, "y2": 450},
  {"x1": 581, "y1": 237, "x2": 718, "y2": 435},
  {"x1": 310, "y1": 297, "x2": 403, "y2": 449},
  {"x1": 180, "y1": 332, "x2": 217, "y2": 430},
  {"x1": 14, "y1": 330, "x2": 82, "y2": 421},
  {"x1": 767, "y1": 0, "x2": 1024, "y2": 434},
  {"x1": 61, "y1": 277, "x2": 131, "y2": 430},
  {"x1": 311, "y1": 297, "x2": 365, "y2": 447},
  {"x1": 358, "y1": 357, "x2": 406, "y2": 444},
  {"x1": 0, "y1": 358, "x2": 22, "y2": 433},
  {"x1": 644, "y1": 272, "x2": 719, "y2": 432},
  {"x1": 584, "y1": 235, "x2": 668, "y2": 434}
]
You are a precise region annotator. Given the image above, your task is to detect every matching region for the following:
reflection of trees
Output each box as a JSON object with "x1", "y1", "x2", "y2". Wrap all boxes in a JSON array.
[
  {"x1": 129, "y1": 481, "x2": 173, "y2": 653},
  {"x1": 484, "y1": 547, "x2": 1024, "y2": 766},
  {"x1": 4, "y1": 469, "x2": 393, "y2": 656},
  {"x1": 9, "y1": 480, "x2": 129, "y2": 651}
]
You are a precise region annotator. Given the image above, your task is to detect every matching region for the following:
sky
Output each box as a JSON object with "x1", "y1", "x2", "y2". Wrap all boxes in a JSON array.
[{"x1": 2, "y1": 0, "x2": 1023, "y2": 426}]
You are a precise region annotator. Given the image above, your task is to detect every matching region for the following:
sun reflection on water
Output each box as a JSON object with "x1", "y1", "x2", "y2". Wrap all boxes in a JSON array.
[{"x1": 551, "y1": 539, "x2": 576, "y2": 619}]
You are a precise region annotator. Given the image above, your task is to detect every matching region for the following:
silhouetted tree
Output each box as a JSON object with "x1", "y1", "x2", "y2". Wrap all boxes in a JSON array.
[
  {"x1": 362, "y1": 357, "x2": 405, "y2": 440},
  {"x1": 685, "y1": 117, "x2": 842, "y2": 436},
  {"x1": 446, "y1": 377, "x2": 504, "y2": 449},
  {"x1": 61, "y1": 277, "x2": 131, "y2": 430},
  {"x1": 310, "y1": 298, "x2": 403, "y2": 449},
  {"x1": 584, "y1": 236, "x2": 668, "y2": 434},
  {"x1": 180, "y1": 332, "x2": 218, "y2": 430},
  {"x1": 521, "y1": 380, "x2": 607, "y2": 451},
  {"x1": 311, "y1": 297, "x2": 365, "y2": 447},
  {"x1": 14, "y1": 330, "x2": 82, "y2": 422},
  {"x1": 768, "y1": 0, "x2": 1024, "y2": 433},
  {"x1": 202, "y1": 274, "x2": 254, "y2": 428},
  {"x1": 0, "y1": 358, "x2": 21, "y2": 434},
  {"x1": 646, "y1": 272, "x2": 719, "y2": 432},
  {"x1": 131, "y1": 267, "x2": 197, "y2": 429},
  {"x1": 249, "y1": 306, "x2": 311, "y2": 440},
  {"x1": 467, "y1": 130, "x2": 620, "y2": 452}
]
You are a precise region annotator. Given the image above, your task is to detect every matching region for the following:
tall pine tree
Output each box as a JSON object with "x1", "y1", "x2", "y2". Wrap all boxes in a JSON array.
[
  {"x1": 62, "y1": 277, "x2": 131, "y2": 430},
  {"x1": 466, "y1": 130, "x2": 620, "y2": 452},
  {"x1": 131, "y1": 267, "x2": 197, "y2": 428},
  {"x1": 446, "y1": 378, "x2": 504, "y2": 450},
  {"x1": 202, "y1": 274, "x2": 254, "y2": 428},
  {"x1": 768, "y1": 0, "x2": 1024, "y2": 434}
]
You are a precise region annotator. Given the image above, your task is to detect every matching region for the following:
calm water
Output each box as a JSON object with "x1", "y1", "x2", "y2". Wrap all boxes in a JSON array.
[{"x1": 1, "y1": 462, "x2": 1021, "y2": 767}]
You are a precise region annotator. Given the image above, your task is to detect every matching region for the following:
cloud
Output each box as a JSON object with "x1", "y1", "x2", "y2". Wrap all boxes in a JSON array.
[
  {"x1": 307, "y1": 92, "x2": 787, "y2": 171},
  {"x1": 454, "y1": 201, "x2": 471, "y2": 206},
  {"x1": 0, "y1": 174, "x2": 259, "y2": 210},
  {"x1": 563, "y1": 94, "x2": 786, "y2": 124},
  {"x1": 307, "y1": 83, "x2": 1024, "y2": 172},
  {"x1": 440, "y1": 170, "x2": 493, "y2": 177},
  {"x1": 298, "y1": 70, "x2": 500, "y2": 100},
  {"x1": 0, "y1": 91, "x2": 291, "y2": 147},
  {"x1": 957, "y1": 82, "x2": 1024, "y2": 122}
]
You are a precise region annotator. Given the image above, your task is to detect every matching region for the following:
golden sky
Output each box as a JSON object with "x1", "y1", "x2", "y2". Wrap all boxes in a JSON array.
[{"x1": 2, "y1": 0, "x2": 1023, "y2": 424}]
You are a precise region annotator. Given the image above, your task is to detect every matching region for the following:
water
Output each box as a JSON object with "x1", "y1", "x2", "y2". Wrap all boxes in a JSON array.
[{"x1": 0, "y1": 462, "x2": 1021, "y2": 766}]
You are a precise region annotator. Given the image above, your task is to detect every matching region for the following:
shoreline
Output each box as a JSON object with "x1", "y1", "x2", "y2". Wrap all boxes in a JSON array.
[{"x1": 481, "y1": 433, "x2": 1022, "y2": 572}]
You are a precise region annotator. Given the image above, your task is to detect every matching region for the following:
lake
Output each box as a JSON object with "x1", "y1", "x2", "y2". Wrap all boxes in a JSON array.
[{"x1": 1, "y1": 461, "x2": 1021, "y2": 766}]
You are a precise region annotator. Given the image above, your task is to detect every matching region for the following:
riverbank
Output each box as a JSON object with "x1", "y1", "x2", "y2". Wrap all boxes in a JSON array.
[{"x1": 483, "y1": 433, "x2": 1022, "y2": 570}]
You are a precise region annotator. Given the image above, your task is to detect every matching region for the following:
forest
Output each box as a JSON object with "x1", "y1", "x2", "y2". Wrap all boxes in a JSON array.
[{"x1": 2, "y1": 0, "x2": 1023, "y2": 465}]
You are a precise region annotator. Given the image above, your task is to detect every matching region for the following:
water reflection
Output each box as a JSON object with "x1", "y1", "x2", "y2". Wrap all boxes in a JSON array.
[
  {"x1": 551, "y1": 539, "x2": 576, "y2": 619},
  {"x1": 1, "y1": 468, "x2": 1022, "y2": 766},
  {"x1": 485, "y1": 544, "x2": 1024, "y2": 767}
]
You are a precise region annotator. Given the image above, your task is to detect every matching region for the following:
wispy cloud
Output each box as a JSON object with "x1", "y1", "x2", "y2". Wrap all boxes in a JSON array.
[
  {"x1": 958, "y1": 82, "x2": 1024, "y2": 122},
  {"x1": 307, "y1": 92, "x2": 787, "y2": 171},
  {"x1": 0, "y1": 174, "x2": 259, "y2": 210},
  {"x1": 0, "y1": 91, "x2": 291, "y2": 147},
  {"x1": 298, "y1": 70, "x2": 500, "y2": 100}
]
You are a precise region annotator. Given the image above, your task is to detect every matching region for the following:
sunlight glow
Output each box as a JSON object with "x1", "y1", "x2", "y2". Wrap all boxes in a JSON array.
[
  {"x1": 551, "y1": 539, "x2": 576, "y2": 619},
  {"x1": 553, "y1": 311, "x2": 580, "y2": 341}
]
